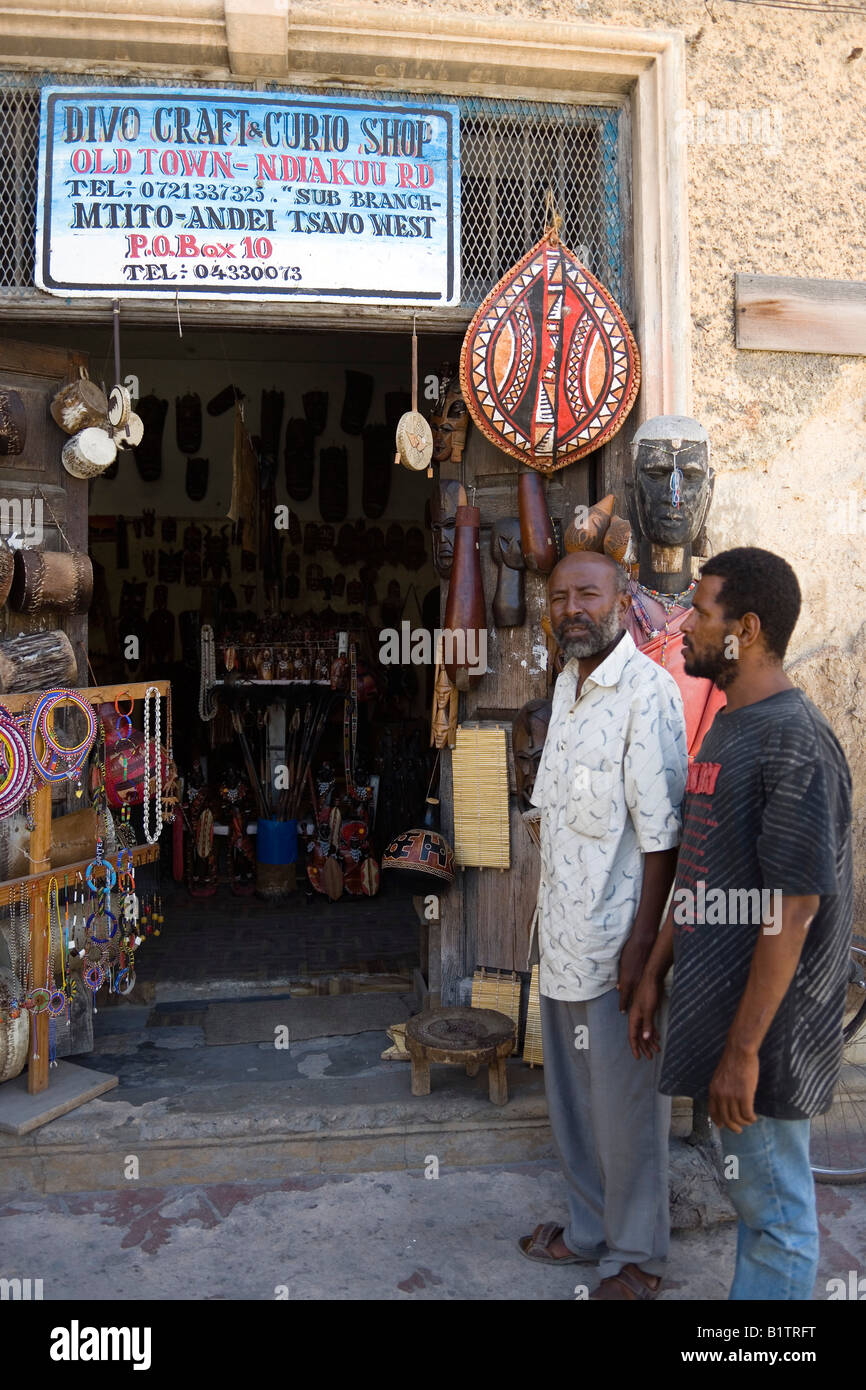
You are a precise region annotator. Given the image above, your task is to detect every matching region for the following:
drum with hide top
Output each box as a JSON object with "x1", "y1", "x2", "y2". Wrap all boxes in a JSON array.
[{"x1": 9, "y1": 548, "x2": 93, "y2": 615}]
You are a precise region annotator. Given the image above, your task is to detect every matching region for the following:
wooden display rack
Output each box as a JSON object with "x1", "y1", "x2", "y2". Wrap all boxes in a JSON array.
[{"x1": 0, "y1": 680, "x2": 169, "y2": 1131}]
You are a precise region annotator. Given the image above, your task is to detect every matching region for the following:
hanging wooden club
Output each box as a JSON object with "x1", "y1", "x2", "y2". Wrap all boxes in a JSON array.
[
  {"x1": 459, "y1": 198, "x2": 640, "y2": 472},
  {"x1": 395, "y1": 316, "x2": 434, "y2": 475}
]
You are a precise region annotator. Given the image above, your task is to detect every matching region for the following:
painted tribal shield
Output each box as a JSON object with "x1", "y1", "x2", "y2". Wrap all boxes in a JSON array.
[{"x1": 459, "y1": 238, "x2": 640, "y2": 471}]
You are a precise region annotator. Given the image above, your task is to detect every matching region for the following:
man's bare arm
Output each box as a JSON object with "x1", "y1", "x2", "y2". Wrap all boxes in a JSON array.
[
  {"x1": 628, "y1": 903, "x2": 675, "y2": 1058},
  {"x1": 617, "y1": 847, "x2": 678, "y2": 1013},
  {"x1": 709, "y1": 894, "x2": 819, "y2": 1133}
]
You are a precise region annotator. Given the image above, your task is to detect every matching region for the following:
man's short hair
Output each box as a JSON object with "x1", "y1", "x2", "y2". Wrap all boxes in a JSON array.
[
  {"x1": 701, "y1": 547, "x2": 801, "y2": 660},
  {"x1": 549, "y1": 550, "x2": 629, "y2": 595}
]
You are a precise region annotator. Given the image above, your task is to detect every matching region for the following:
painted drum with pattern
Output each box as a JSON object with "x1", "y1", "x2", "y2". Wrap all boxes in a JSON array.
[
  {"x1": 381, "y1": 826, "x2": 455, "y2": 890},
  {"x1": 460, "y1": 237, "x2": 640, "y2": 472}
]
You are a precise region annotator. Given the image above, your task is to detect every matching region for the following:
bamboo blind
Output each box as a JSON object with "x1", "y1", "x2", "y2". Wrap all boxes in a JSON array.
[
  {"x1": 523, "y1": 964, "x2": 544, "y2": 1067},
  {"x1": 471, "y1": 967, "x2": 521, "y2": 1027},
  {"x1": 452, "y1": 725, "x2": 510, "y2": 869}
]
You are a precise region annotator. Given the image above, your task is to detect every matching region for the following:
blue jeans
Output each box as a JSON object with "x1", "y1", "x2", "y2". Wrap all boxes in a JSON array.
[{"x1": 722, "y1": 1115, "x2": 818, "y2": 1300}]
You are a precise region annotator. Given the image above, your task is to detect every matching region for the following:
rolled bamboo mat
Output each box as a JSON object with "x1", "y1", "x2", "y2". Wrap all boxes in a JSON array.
[
  {"x1": 452, "y1": 725, "x2": 510, "y2": 868},
  {"x1": 523, "y1": 964, "x2": 544, "y2": 1067},
  {"x1": 471, "y1": 967, "x2": 521, "y2": 1027}
]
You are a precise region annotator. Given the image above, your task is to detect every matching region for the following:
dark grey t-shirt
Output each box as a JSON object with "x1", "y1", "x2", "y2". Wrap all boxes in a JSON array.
[{"x1": 660, "y1": 688, "x2": 853, "y2": 1119}]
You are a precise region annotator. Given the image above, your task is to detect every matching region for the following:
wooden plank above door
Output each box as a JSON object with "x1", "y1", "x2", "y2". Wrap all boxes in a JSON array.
[
  {"x1": 0, "y1": 339, "x2": 85, "y2": 380},
  {"x1": 735, "y1": 274, "x2": 866, "y2": 355}
]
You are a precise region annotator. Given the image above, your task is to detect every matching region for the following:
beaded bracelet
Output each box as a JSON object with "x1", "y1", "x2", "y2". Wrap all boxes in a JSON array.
[
  {"x1": 26, "y1": 986, "x2": 51, "y2": 1015},
  {"x1": 84, "y1": 963, "x2": 104, "y2": 992},
  {"x1": 48, "y1": 989, "x2": 67, "y2": 1017},
  {"x1": 28, "y1": 689, "x2": 97, "y2": 783},
  {"x1": 85, "y1": 858, "x2": 117, "y2": 894},
  {"x1": 87, "y1": 909, "x2": 118, "y2": 943},
  {"x1": 0, "y1": 714, "x2": 33, "y2": 818}
]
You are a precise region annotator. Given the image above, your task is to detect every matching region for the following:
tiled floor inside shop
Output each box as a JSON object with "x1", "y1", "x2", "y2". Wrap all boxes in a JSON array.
[{"x1": 132, "y1": 880, "x2": 421, "y2": 995}]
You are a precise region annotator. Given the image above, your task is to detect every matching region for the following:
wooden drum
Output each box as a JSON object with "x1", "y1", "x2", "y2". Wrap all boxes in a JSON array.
[
  {"x1": 62, "y1": 427, "x2": 116, "y2": 480},
  {"x1": 9, "y1": 548, "x2": 93, "y2": 615},
  {"x1": 0, "y1": 389, "x2": 27, "y2": 457},
  {"x1": 0, "y1": 540, "x2": 13, "y2": 607},
  {"x1": 50, "y1": 373, "x2": 108, "y2": 436},
  {"x1": 0, "y1": 629, "x2": 77, "y2": 693}
]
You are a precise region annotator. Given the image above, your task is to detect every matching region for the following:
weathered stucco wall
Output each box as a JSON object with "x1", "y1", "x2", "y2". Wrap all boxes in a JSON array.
[
  {"x1": 370, "y1": 0, "x2": 866, "y2": 644},
  {"x1": 382, "y1": 0, "x2": 866, "y2": 917}
]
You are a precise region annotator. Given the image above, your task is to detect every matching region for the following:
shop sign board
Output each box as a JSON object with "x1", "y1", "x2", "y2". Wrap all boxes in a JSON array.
[{"x1": 36, "y1": 87, "x2": 460, "y2": 305}]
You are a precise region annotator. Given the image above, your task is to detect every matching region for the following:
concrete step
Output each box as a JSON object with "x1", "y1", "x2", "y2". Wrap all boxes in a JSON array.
[{"x1": 0, "y1": 1012, "x2": 733, "y2": 1228}]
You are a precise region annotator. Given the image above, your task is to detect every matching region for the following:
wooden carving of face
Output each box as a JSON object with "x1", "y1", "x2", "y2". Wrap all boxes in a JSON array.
[
  {"x1": 633, "y1": 428, "x2": 711, "y2": 549},
  {"x1": 512, "y1": 699, "x2": 552, "y2": 811},
  {"x1": 431, "y1": 370, "x2": 469, "y2": 466},
  {"x1": 430, "y1": 479, "x2": 467, "y2": 578},
  {"x1": 492, "y1": 516, "x2": 525, "y2": 571}
]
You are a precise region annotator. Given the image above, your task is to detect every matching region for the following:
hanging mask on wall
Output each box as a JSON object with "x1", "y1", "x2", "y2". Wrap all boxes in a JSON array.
[{"x1": 176, "y1": 392, "x2": 202, "y2": 455}]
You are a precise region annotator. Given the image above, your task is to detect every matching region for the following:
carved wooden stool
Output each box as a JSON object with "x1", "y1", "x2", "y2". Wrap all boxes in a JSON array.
[{"x1": 404, "y1": 1006, "x2": 515, "y2": 1106}]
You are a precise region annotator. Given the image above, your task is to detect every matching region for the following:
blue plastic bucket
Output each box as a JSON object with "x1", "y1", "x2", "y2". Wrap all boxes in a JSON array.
[{"x1": 256, "y1": 818, "x2": 298, "y2": 866}]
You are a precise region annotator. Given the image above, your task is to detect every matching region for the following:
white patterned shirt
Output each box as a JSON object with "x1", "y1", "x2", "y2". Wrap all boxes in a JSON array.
[{"x1": 532, "y1": 629, "x2": 688, "y2": 1001}]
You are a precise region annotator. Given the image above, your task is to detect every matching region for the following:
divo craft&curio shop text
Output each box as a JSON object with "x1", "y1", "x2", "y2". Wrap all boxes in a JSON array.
[{"x1": 39, "y1": 91, "x2": 459, "y2": 302}]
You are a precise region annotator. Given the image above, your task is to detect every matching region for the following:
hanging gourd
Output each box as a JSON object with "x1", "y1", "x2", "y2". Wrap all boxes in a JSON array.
[{"x1": 459, "y1": 205, "x2": 640, "y2": 472}]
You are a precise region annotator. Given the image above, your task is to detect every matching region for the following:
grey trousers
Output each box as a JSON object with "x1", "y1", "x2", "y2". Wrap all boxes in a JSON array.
[{"x1": 540, "y1": 987, "x2": 671, "y2": 1279}]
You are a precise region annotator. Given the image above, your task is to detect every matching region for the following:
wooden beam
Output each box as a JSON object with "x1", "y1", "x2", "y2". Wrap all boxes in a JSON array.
[
  {"x1": 735, "y1": 273, "x2": 866, "y2": 355},
  {"x1": 0, "y1": 679, "x2": 169, "y2": 716},
  {"x1": 0, "y1": 843, "x2": 160, "y2": 910},
  {"x1": 0, "y1": 338, "x2": 85, "y2": 379},
  {"x1": 26, "y1": 781, "x2": 52, "y2": 1095}
]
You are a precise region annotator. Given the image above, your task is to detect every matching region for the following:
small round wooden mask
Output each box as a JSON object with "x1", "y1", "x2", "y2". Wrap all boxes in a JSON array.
[{"x1": 396, "y1": 410, "x2": 433, "y2": 472}]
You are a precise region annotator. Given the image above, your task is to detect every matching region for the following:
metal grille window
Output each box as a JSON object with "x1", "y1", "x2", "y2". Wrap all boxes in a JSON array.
[
  {"x1": 458, "y1": 97, "x2": 625, "y2": 308},
  {"x1": 0, "y1": 73, "x2": 628, "y2": 312}
]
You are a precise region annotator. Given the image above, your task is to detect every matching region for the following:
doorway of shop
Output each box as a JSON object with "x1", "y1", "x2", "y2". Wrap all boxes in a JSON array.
[{"x1": 20, "y1": 320, "x2": 461, "y2": 1006}]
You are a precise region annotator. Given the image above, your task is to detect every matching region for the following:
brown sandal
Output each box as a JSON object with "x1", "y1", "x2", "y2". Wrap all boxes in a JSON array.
[
  {"x1": 517, "y1": 1222, "x2": 595, "y2": 1266},
  {"x1": 589, "y1": 1263, "x2": 663, "y2": 1300}
]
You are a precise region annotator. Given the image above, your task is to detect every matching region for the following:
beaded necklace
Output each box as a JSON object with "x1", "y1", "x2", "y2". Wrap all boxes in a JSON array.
[
  {"x1": 142, "y1": 686, "x2": 163, "y2": 845},
  {"x1": 630, "y1": 579, "x2": 696, "y2": 668}
]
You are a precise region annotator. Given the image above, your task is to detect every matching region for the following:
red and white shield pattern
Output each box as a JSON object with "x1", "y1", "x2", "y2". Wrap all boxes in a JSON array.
[{"x1": 460, "y1": 238, "x2": 640, "y2": 472}]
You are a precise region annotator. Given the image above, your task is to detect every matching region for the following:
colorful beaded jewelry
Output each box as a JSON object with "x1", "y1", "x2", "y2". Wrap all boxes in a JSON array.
[
  {"x1": 0, "y1": 708, "x2": 33, "y2": 817},
  {"x1": 26, "y1": 985, "x2": 51, "y2": 1014},
  {"x1": 28, "y1": 689, "x2": 97, "y2": 784},
  {"x1": 48, "y1": 988, "x2": 67, "y2": 1018},
  {"x1": 87, "y1": 909, "x2": 118, "y2": 943},
  {"x1": 85, "y1": 858, "x2": 117, "y2": 894},
  {"x1": 630, "y1": 580, "x2": 697, "y2": 669},
  {"x1": 84, "y1": 963, "x2": 104, "y2": 992}
]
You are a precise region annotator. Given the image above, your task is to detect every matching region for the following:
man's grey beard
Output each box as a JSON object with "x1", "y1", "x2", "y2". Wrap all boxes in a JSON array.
[{"x1": 557, "y1": 602, "x2": 623, "y2": 661}]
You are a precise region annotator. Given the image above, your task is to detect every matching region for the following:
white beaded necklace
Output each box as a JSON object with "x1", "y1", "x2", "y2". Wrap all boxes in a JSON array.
[
  {"x1": 199, "y1": 624, "x2": 217, "y2": 722},
  {"x1": 142, "y1": 686, "x2": 163, "y2": 845}
]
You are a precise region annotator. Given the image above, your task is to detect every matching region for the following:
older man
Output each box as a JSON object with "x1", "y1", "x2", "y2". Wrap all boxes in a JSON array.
[{"x1": 518, "y1": 550, "x2": 688, "y2": 1300}]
